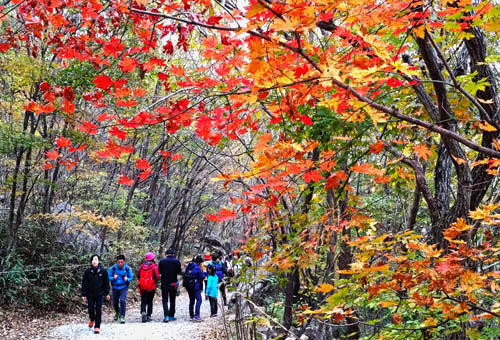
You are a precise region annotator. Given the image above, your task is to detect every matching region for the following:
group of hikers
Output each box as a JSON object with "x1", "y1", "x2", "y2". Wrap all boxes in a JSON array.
[{"x1": 81, "y1": 249, "x2": 233, "y2": 334}]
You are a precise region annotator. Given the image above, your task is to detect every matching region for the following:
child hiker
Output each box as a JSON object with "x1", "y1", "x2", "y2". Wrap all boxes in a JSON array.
[
  {"x1": 206, "y1": 263, "x2": 219, "y2": 317},
  {"x1": 81, "y1": 254, "x2": 110, "y2": 334}
]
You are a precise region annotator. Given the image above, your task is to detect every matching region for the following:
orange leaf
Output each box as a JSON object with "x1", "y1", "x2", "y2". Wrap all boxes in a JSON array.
[
  {"x1": 413, "y1": 144, "x2": 432, "y2": 160},
  {"x1": 478, "y1": 121, "x2": 497, "y2": 132},
  {"x1": 350, "y1": 163, "x2": 383, "y2": 176}
]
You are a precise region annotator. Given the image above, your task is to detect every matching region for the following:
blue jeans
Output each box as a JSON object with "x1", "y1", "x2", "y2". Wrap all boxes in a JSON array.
[
  {"x1": 112, "y1": 287, "x2": 128, "y2": 316},
  {"x1": 188, "y1": 289, "x2": 202, "y2": 318}
]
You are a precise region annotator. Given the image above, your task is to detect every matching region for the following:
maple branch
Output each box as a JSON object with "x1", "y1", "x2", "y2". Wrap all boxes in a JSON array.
[
  {"x1": 330, "y1": 78, "x2": 500, "y2": 158},
  {"x1": 444, "y1": 293, "x2": 500, "y2": 319},
  {"x1": 130, "y1": 7, "x2": 239, "y2": 31},
  {"x1": 426, "y1": 32, "x2": 497, "y2": 128}
]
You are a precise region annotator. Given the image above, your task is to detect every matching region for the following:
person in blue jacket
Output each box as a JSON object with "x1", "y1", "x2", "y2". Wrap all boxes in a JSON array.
[
  {"x1": 206, "y1": 264, "x2": 219, "y2": 317},
  {"x1": 185, "y1": 255, "x2": 205, "y2": 321},
  {"x1": 108, "y1": 254, "x2": 133, "y2": 324}
]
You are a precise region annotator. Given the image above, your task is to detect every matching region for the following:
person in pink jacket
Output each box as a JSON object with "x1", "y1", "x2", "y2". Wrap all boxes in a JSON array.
[{"x1": 137, "y1": 252, "x2": 160, "y2": 322}]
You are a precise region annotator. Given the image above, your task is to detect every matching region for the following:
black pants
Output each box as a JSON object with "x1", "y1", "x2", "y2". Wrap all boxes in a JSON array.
[
  {"x1": 140, "y1": 290, "x2": 155, "y2": 316},
  {"x1": 219, "y1": 282, "x2": 227, "y2": 304},
  {"x1": 209, "y1": 296, "x2": 218, "y2": 316},
  {"x1": 161, "y1": 285, "x2": 177, "y2": 317},
  {"x1": 87, "y1": 295, "x2": 103, "y2": 328}
]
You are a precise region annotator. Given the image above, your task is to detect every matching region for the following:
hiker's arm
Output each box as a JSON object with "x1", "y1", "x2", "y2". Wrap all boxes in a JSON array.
[
  {"x1": 103, "y1": 269, "x2": 110, "y2": 297},
  {"x1": 127, "y1": 266, "x2": 133, "y2": 281},
  {"x1": 81, "y1": 270, "x2": 87, "y2": 300},
  {"x1": 108, "y1": 268, "x2": 115, "y2": 282}
]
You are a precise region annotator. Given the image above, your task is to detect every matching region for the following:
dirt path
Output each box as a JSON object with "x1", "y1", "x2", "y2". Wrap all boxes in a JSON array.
[{"x1": 41, "y1": 290, "x2": 229, "y2": 340}]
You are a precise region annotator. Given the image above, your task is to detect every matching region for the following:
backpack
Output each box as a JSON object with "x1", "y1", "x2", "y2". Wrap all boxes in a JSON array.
[
  {"x1": 138, "y1": 265, "x2": 155, "y2": 291},
  {"x1": 183, "y1": 265, "x2": 196, "y2": 290}
]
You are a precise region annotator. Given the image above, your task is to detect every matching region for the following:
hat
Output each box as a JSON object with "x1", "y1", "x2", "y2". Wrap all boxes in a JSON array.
[
  {"x1": 145, "y1": 252, "x2": 155, "y2": 261},
  {"x1": 204, "y1": 254, "x2": 212, "y2": 261},
  {"x1": 165, "y1": 248, "x2": 175, "y2": 255}
]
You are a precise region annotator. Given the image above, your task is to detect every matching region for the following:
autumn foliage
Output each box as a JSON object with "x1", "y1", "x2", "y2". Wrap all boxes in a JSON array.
[{"x1": 2, "y1": 0, "x2": 500, "y2": 338}]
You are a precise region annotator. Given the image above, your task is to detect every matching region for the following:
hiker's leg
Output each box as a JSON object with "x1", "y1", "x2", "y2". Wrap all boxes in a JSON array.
[
  {"x1": 147, "y1": 290, "x2": 155, "y2": 317},
  {"x1": 220, "y1": 282, "x2": 227, "y2": 305},
  {"x1": 140, "y1": 291, "x2": 147, "y2": 314},
  {"x1": 161, "y1": 286, "x2": 169, "y2": 317},
  {"x1": 95, "y1": 296, "x2": 103, "y2": 328},
  {"x1": 87, "y1": 295, "x2": 96, "y2": 321},
  {"x1": 194, "y1": 290, "x2": 202, "y2": 317},
  {"x1": 119, "y1": 288, "x2": 128, "y2": 316},
  {"x1": 188, "y1": 289, "x2": 195, "y2": 318},
  {"x1": 112, "y1": 289, "x2": 120, "y2": 313},
  {"x1": 169, "y1": 286, "x2": 176, "y2": 317},
  {"x1": 209, "y1": 297, "x2": 217, "y2": 315}
]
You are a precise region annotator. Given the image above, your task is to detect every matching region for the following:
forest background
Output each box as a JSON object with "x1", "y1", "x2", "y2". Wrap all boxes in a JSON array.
[{"x1": 1, "y1": 0, "x2": 500, "y2": 339}]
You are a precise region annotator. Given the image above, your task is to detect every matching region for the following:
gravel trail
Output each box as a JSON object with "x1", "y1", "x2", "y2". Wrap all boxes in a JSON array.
[{"x1": 45, "y1": 290, "x2": 229, "y2": 340}]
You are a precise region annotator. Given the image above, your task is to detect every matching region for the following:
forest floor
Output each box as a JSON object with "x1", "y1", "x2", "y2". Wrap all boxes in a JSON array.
[{"x1": 0, "y1": 290, "x2": 231, "y2": 340}]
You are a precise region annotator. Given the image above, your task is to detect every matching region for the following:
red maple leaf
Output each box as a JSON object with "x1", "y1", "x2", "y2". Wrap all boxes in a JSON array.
[
  {"x1": 62, "y1": 100, "x2": 75, "y2": 114},
  {"x1": 102, "y1": 37, "x2": 124, "y2": 58},
  {"x1": 43, "y1": 162, "x2": 55, "y2": 170},
  {"x1": 109, "y1": 126, "x2": 127, "y2": 140},
  {"x1": 138, "y1": 170, "x2": 152, "y2": 181},
  {"x1": 206, "y1": 208, "x2": 236, "y2": 222},
  {"x1": 171, "y1": 153, "x2": 183, "y2": 161},
  {"x1": 118, "y1": 175, "x2": 135, "y2": 186},
  {"x1": 119, "y1": 57, "x2": 137, "y2": 73},
  {"x1": 303, "y1": 169, "x2": 324, "y2": 183},
  {"x1": 93, "y1": 74, "x2": 114, "y2": 90},
  {"x1": 97, "y1": 113, "x2": 117, "y2": 122},
  {"x1": 55, "y1": 136, "x2": 71, "y2": 148},
  {"x1": 136, "y1": 158, "x2": 151, "y2": 170},
  {"x1": 77, "y1": 121, "x2": 99, "y2": 135},
  {"x1": 46, "y1": 149, "x2": 60, "y2": 160}
]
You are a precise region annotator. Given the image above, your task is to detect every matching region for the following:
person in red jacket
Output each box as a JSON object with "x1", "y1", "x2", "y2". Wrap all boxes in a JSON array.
[{"x1": 137, "y1": 252, "x2": 160, "y2": 323}]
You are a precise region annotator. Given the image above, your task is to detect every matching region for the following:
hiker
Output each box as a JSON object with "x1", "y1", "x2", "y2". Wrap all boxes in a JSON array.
[
  {"x1": 137, "y1": 252, "x2": 160, "y2": 323},
  {"x1": 158, "y1": 248, "x2": 182, "y2": 322},
  {"x1": 108, "y1": 254, "x2": 133, "y2": 323},
  {"x1": 219, "y1": 254, "x2": 229, "y2": 306},
  {"x1": 210, "y1": 253, "x2": 227, "y2": 306},
  {"x1": 206, "y1": 263, "x2": 219, "y2": 317},
  {"x1": 201, "y1": 253, "x2": 211, "y2": 299},
  {"x1": 81, "y1": 254, "x2": 110, "y2": 334},
  {"x1": 184, "y1": 255, "x2": 206, "y2": 321}
]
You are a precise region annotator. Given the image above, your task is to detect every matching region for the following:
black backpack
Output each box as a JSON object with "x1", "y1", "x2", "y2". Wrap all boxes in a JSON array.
[{"x1": 183, "y1": 265, "x2": 196, "y2": 290}]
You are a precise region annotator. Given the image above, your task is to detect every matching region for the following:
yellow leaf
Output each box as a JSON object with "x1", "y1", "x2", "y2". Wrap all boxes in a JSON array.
[
  {"x1": 379, "y1": 301, "x2": 398, "y2": 307},
  {"x1": 316, "y1": 283, "x2": 334, "y2": 294},
  {"x1": 478, "y1": 120, "x2": 497, "y2": 132},
  {"x1": 246, "y1": 2, "x2": 266, "y2": 17},
  {"x1": 414, "y1": 25, "x2": 426, "y2": 39}
]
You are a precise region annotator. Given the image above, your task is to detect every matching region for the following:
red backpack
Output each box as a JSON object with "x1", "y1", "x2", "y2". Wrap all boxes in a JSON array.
[{"x1": 138, "y1": 265, "x2": 155, "y2": 291}]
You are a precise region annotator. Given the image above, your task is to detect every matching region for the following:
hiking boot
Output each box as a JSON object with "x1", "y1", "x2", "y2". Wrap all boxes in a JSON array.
[
  {"x1": 94, "y1": 328, "x2": 100, "y2": 334},
  {"x1": 146, "y1": 316, "x2": 152, "y2": 322},
  {"x1": 193, "y1": 315, "x2": 203, "y2": 322},
  {"x1": 168, "y1": 316, "x2": 177, "y2": 321},
  {"x1": 163, "y1": 316, "x2": 169, "y2": 323},
  {"x1": 114, "y1": 312, "x2": 119, "y2": 321},
  {"x1": 141, "y1": 312, "x2": 147, "y2": 323},
  {"x1": 88, "y1": 321, "x2": 94, "y2": 328},
  {"x1": 119, "y1": 316, "x2": 125, "y2": 324},
  {"x1": 210, "y1": 314, "x2": 218, "y2": 318}
]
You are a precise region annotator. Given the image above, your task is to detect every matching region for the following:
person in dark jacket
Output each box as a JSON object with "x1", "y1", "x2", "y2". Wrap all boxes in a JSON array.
[
  {"x1": 81, "y1": 254, "x2": 110, "y2": 334},
  {"x1": 210, "y1": 253, "x2": 228, "y2": 305},
  {"x1": 137, "y1": 252, "x2": 160, "y2": 323},
  {"x1": 185, "y1": 255, "x2": 206, "y2": 321},
  {"x1": 158, "y1": 248, "x2": 182, "y2": 322},
  {"x1": 108, "y1": 254, "x2": 133, "y2": 324}
]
